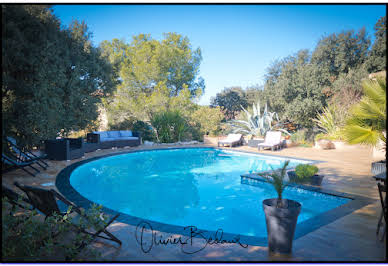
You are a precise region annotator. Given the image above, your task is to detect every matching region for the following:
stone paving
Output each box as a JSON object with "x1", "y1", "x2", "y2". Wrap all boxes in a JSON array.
[{"x1": 2, "y1": 143, "x2": 386, "y2": 261}]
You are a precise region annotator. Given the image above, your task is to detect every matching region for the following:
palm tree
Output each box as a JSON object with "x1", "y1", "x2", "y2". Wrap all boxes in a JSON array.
[{"x1": 343, "y1": 77, "x2": 386, "y2": 150}]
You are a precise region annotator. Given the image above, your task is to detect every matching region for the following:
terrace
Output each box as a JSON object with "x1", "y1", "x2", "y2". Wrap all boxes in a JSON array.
[
  {"x1": 2, "y1": 4, "x2": 386, "y2": 262},
  {"x1": 2, "y1": 142, "x2": 385, "y2": 261}
]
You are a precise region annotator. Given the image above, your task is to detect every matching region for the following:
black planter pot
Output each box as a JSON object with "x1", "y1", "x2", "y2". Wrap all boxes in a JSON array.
[
  {"x1": 310, "y1": 174, "x2": 324, "y2": 186},
  {"x1": 287, "y1": 171, "x2": 324, "y2": 186},
  {"x1": 263, "y1": 198, "x2": 301, "y2": 254},
  {"x1": 371, "y1": 160, "x2": 386, "y2": 175},
  {"x1": 287, "y1": 171, "x2": 299, "y2": 183}
]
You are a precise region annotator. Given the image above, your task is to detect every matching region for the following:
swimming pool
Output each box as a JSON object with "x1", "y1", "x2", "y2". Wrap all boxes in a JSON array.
[{"x1": 64, "y1": 148, "x2": 352, "y2": 240}]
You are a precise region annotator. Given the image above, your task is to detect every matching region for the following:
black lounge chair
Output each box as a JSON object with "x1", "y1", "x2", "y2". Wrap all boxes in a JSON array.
[
  {"x1": 377, "y1": 180, "x2": 386, "y2": 241},
  {"x1": 14, "y1": 182, "x2": 122, "y2": 248},
  {"x1": 5, "y1": 136, "x2": 48, "y2": 170},
  {"x1": 2, "y1": 184, "x2": 33, "y2": 210},
  {"x1": 2, "y1": 153, "x2": 41, "y2": 177}
]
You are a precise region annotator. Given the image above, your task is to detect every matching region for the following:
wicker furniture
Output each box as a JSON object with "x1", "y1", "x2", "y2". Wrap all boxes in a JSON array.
[
  {"x1": 83, "y1": 142, "x2": 99, "y2": 153},
  {"x1": 86, "y1": 130, "x2": 141, "y2": 149},
  {"x1": 45, "y1": 138, "x2": 84, "y2": 161},
  {"x1": 374, "y1": 172, "x2": 386, "y2": 241}
]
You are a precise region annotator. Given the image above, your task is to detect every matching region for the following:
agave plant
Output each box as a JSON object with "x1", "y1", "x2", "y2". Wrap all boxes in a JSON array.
[
  {"x1": 312, "y1": 105, "x2": 339, "y2": 135},
  {"x1": 312, "y1": 104, "x2": 344, "y2": 140},
  {"x1": 229, "y1": 101, "x2": 289, "y2": 137}
]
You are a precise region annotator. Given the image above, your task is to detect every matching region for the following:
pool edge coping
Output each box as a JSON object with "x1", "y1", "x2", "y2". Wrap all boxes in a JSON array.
[{"x1": 55, "y1": 146, "x2": 374, "y2": 247}]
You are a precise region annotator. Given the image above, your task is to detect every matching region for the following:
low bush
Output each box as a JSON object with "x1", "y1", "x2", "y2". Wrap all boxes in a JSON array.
[
  {"x1": 290, "y1": 130, "x2": 307, "y2": 144},
  {"x1": 190, "y1": 106, "x2": 223, "y2": 137},
  {"x1": 291, "y1": 128, "x2": 319, "y2": 144},
  {"x1": 108, "y1": 118, "x2": 135, "y2": 131},
  {"x1": 151, "y1": 110, "x2": 187, "y2": 143},
  {"x1": 131, "y1": 120, "x2": 156, "y2": 142},
  {"x1": 2, "y1": 197, "x2": 105, "y2": 261},
  {"x1": 295, "y1": 164, "x2": 318, "y2": 181}
]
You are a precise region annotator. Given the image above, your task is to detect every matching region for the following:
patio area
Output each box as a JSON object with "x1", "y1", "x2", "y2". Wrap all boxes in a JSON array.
[{"x1": 2, "y1": 142, "x2": 386, "y2": 261}]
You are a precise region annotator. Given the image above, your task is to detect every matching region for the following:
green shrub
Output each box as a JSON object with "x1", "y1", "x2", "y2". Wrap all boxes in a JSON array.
[
  {"x1": 295, "y1": 164, "x2": 318, "y2": 181},
  {"x1": 190, "y1": 106, "x2": 223, "y2": 137},
  {"x1": 108, "y1": 118, "x2": 135, "y2": 131},
  {"x1": 291, "y1": 128, "x2": 319, "y2": 144},
  {"x1": 343, "y1": 78, "x2": 386, "y2": 149},
  {"x1": 131, "y1": 120, "x2": 156, "y2": 142},
  {"x1": 312, "y1": 104, "x2": 345, "y2": 141},
  {"x1": 315, "y1": 132, "x2": 345, "y2": 141},
  {"x1": 290, "y1": 130, "x2": 307, "y2": 144},
  {"x1": 151, "y1": 110, "x2": 187, "y2": 143}
]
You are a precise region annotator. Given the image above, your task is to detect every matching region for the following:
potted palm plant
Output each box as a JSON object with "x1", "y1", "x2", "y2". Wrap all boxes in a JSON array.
[
  {"x1": 343, "y1": 77, "x2": 386, "y2": 175},
  {"x1": 263, "y1": 160, "x2": 301, "y2": 254}
]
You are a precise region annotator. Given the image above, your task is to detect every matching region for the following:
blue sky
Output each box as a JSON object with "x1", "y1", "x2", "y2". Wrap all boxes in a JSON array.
[{"x1": 53, "y1": 4, "x2": 386, "y2": 105}]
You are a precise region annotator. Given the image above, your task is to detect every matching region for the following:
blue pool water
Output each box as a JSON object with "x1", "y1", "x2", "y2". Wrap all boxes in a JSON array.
[{"x1": 70, "y1": 148, "x2": 350, "y2": 238}]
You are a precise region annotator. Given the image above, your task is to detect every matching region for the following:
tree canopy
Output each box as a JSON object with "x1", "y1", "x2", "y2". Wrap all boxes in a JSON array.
[
  {"x1": 257, "y1": 19, "x2": 385, "y2": 128},
  {"x1": 100, "y1": 33, "x2": 204, "y2": 126},
  {"x1": 365, "y1": 16, "x2": 386, "y2": 73},
  {"x1": 210, "y1": 87, "x2": 248, "y2": 120},
  {"x1": 2, "y1": 5, "x2": 116, "y2": 147}
]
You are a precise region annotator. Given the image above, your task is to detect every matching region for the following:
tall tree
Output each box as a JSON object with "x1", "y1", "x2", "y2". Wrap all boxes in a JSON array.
[
  {"x1": 264, "y1": 50, "x2": 327, "y2": 127},
  {"x1": 244, "y1": 85, "x2": 265, "y2": 107},
  {"x1": 210, "y1": 87, "x2": 248, "y2": 120},
  {"x1": 366, "y1": 16, "x2": 386, "y2": 73},
  {"x1": 100, "y1": 33, "x2": 204, "y2": 125},
  {"x1": 2, "y1": 5, "x2": 115, "y2": 147},
  {"x1": 311, "y1": 28, "x2": 370, "y2": 84}
]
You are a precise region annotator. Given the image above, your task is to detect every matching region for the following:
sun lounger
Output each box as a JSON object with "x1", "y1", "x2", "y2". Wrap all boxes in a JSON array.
[
  {"x1": 258, "y1": 131, "x2": 282, "y2": 151},
  {"x1": 14, "y1": 182, "x2": 122, "y2": 248},
  {"x1": 2, "y1": 153, "x2": 41, "y2": 177},
  {"x1": 218, "y1": 134, "x2": 243, "y2": 147},
  {"x1": 5, "y1": 136, "x2": 48, "y2": 169},
  {"x1": 2, "y1": 184, "x2": 33, "y2": 210}
]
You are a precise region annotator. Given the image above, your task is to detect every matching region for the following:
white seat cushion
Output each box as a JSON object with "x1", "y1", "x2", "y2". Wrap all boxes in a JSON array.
[{"x1": 224, "y1": 134, "x2": 242, "y2": 142}]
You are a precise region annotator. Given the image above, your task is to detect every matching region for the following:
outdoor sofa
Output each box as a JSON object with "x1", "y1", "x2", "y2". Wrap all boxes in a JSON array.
[{"x1": 86, "y1": 130, "x2": 141, "y2": 149}]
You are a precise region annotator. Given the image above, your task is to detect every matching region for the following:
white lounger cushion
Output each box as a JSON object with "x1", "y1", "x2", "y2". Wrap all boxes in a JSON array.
[
  {"x1": 219, "y1": 134, "x2": 242, "y2": 143},
  {"x1": 258, "y1": 131, "x2": 282, "y2": 146}
]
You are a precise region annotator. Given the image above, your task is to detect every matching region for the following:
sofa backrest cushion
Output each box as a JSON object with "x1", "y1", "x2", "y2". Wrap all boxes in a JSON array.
[
  {"x1": 107, "y1": 131, "x2": 120, "y2": 138},
  {"x1": 119, "y1": 130, "x2": 132, "y2": 137},
  {"x1": 93, "y1": 131, "x2": 109, "y2": 140}
]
